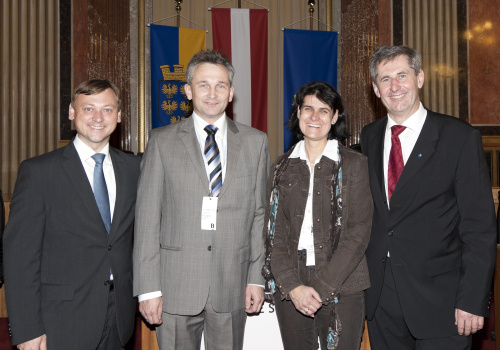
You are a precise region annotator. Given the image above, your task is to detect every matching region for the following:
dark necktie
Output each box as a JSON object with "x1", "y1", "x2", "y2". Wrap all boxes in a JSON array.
[
  {"x1": 204, "y1": 125, "x2": 222, "y2": 197},
  {"x1": 92, "y1": 153, "x2": 111, "y2": 233},
  {"x1": 388, "y1": 125, "x2": 406, "y2": 202}
]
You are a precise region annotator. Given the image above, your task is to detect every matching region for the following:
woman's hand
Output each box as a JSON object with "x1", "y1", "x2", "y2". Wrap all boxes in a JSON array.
[{"x1": 289, "y1": 285, "x2": 322, "y2": 317}]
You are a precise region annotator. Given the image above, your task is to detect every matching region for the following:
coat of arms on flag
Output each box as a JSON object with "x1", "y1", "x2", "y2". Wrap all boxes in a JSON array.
[{"x1": 150, "y1": 24, "x2": 206, "y2": 129}]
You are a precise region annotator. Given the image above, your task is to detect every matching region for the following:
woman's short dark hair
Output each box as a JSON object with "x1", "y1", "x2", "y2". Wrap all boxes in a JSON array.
[{"x1": 287, "y1": 81, "x2": 350, "y2": 142}]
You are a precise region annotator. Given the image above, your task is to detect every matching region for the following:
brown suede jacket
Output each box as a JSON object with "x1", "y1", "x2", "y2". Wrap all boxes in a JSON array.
[{"x1": 268, "y1": 144, "x2": 373, "y2": 304}]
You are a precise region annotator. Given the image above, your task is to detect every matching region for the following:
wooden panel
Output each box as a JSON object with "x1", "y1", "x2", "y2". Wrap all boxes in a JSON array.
[
  {"x1": 142, "y1": 324, "x2": 159, "y2": 350},
  {"x1": 1, "y1": 0, "x2": 60, "y2": 195},
  {"x1": 360, "y1": 321, "x2": 371, "y2": 350}
]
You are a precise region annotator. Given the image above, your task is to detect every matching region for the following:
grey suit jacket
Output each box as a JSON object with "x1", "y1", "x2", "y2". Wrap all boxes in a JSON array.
[
  {"x1": 133, "y1": 116, "x2": 269, "y2": 315},
  {"x1": 4, "y1": 142, "x2": 140, "y2": 348}
]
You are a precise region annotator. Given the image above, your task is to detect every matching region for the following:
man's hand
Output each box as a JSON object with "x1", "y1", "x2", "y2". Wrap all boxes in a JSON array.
[
  {"x1": 140, "y1": 297, "x2": 163, "y2": 325},
  {"x1": 289, "y1": 285, "x2": 322, "y2": 317},
  {"x1": 245, "y1": 285, "x2": 264, "y2": 313},
  {"x1": 17, "y1": 334, "x2": 46, "y2": 350},
  {"x1": 455, "y1": 308, "x2": 484, "y2": 336}
]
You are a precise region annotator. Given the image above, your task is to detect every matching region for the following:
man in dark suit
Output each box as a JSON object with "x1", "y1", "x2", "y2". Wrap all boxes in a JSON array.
[
  {"x1": 4, "y1": 80, "x2": 140, "y2": 350},
  {"x1": 361, "y1": 46, "x2": 497, "y2": 349}
]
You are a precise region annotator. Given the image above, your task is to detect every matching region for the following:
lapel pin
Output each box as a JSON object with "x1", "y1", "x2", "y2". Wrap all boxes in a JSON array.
[{"x1": 418, "y1": 153, "x2": 423, "y2": 158}]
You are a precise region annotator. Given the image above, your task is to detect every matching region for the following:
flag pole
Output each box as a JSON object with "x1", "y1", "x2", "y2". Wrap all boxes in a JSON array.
[
  {"x1": 308, "y1": 0, "x2": 315, "y2": 30},
  {"x1": 175, "y1": 0, "x2": 183, "y2": 27}
]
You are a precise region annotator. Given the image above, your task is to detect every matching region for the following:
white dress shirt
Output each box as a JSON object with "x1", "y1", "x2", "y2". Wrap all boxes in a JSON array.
[
  {"x1": 289, "y1": 139, "x2": 339, "y2": 266},
  {"x1": 73, "y1": 135, "x2": 116, "y2": 279},
  {"x1": 383, "y1": 103, "x2": 427, "y2": 208},
  {"x1": 193, "y1": 112, "x2": 228, "y2": 185},
  {"x1": 73, "y1": 135, "x2": 116, "y2": 220}
]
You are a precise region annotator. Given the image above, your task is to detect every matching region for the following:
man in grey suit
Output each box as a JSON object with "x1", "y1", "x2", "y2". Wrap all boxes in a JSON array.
[
  {"x1": 134, "y1": 50, "x2": 270, "y2": 350},
  {"x1": 4, "y1": 80, "x2": 140, "y2": 350}
]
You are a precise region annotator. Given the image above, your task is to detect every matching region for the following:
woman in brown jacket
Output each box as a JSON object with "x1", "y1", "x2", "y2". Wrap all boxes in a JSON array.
[{"x1": 262, "y1": 81, "x2": 373, "y2": 350}]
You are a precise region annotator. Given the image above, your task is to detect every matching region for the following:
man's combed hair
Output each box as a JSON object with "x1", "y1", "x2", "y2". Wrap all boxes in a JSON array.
[
  {"x1": 288, "y1": 81, "x2": 350, "y2": 143},
  {"x1": 369, "y1": 45, "x2": 422, "y2": 83},
  {"x1": 185, "y1": 50, "x2": 235, "y2": 86},
  {"x1": 71, "y1": 79, "x2": 121, "y2": 111}
]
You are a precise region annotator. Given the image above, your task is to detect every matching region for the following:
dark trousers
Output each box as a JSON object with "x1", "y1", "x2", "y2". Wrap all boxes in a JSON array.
[
  {"x1": 96, "y1": 282, "x2": 124, "y2": 350},
  {"x1": 274, "y1": 264, "x2": 365, "y2": 350},
  {"x1": 367, "y1": 259, "x2": 471, "y2": 350}
]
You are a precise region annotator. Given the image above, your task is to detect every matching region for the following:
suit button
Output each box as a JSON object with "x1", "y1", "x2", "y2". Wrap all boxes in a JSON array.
[
  {"x1": 288, "y1": 183, "x2": 292, "y2": 187},
  {"x1": 331, "y1": 292, "x2": 335, "y2": 296},
  {"x1": 317, "y1": 166, "x2": 321, "y2": 170},
  {"x1": 281, "y1": 291, "x2": 285, "y2": 295},
  {"x1": 107, "y1": 245, "x2": 112, "y2": 250},
  {"x1": 318, "y1": 245, "x2": 323, "y2": 249},
  {"x1": 317, "y1": 218, "x2": 320, "y2": 222},
  {"x1": 388, "y1": 231, "x2": 394, "y2": 236},
  {"x1": 316, "y1": 191, "x2": 321, "y2": 195},
  {"x1": 325, "y1": 298, "x2": 330, "y2": 302},
  {"x1": 104, "y1": 280, "x2": 110, "y2": 286},
  {"x1": 208, "y1": 245, "x2": 212, "y2": 251},
  {"x1": 382, "y1": 257, "x2": 386, "y2": 263}
]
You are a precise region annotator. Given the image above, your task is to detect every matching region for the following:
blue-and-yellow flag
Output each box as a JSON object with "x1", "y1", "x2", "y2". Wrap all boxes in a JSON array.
[{"x1": 150, "y1": 24, "x2": 206, "y2": 128}]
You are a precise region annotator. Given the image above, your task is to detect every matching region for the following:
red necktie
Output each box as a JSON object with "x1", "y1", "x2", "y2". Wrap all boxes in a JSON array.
[{"x1": 388, "y1": 125, "x2": 406, "y2": 202}]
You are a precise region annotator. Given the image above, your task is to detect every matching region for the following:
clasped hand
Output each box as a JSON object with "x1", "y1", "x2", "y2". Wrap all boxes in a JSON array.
[{"x1": 289, "y1": 285, "x2": 322, "y2": 317}]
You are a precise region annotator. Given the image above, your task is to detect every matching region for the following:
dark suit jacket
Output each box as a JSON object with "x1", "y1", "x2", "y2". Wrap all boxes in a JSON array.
[
  {"x1": 3, "y1": 142, "x2": 141, "y2": 349},
  {"x1": 0, "y1": 189, "x2": 4, "y2": 287},
  {"x1": 361, "y1": 110, "x2": 497, "y2": 339}
]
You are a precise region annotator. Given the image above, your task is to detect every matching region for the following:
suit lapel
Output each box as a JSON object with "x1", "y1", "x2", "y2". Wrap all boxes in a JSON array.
[
  {"x1": 371, "y1": 118, "x2": 388, "y2": 201},
  {"x1": 109, "y1": 148, "x2": 125, "y2": 237},
  {"x1": 219, "y1": 118, "x2": 241, "y2": 199},
  {"x1": 392, "y1": 111, "x2": 438, "y2": 199},
  {"x1": 180, "y1": 117, "x2": 211, "y2": 194},
  {"x1": 62, "y1": 143, "x2": 106, "y2": 234}
]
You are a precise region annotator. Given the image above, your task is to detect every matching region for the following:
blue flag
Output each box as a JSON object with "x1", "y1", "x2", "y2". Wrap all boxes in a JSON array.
[
  {"x1": 150, "y1": 25, "x2": 206, "y2": 128},
  {"x1": 283, "y1": 29, "x2": 338, "y2": 151}
]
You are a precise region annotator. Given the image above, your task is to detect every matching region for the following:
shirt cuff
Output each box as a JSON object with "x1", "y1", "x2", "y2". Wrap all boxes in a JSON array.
[
  {"x1": 248, "y1": 284, "x2": 265, "y2": 288},
  {"x1": 138, "y1": 291, "x2": 162, "y2": 302}
]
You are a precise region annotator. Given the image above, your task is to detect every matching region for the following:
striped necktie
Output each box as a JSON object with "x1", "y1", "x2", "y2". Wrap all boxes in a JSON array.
[{"x1": 204, "y1": 125, "x2": 222, "y2": 197}]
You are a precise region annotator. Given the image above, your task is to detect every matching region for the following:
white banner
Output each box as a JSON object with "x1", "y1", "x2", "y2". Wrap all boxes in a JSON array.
[{"x1": 201, "y1": 302, "x2": 284, "y2": 349}]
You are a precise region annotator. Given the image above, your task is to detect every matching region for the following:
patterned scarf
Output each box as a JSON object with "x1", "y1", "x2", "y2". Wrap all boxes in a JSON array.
[{"x1": 261, "y1": 142, "x2": 343, "y2": 349}]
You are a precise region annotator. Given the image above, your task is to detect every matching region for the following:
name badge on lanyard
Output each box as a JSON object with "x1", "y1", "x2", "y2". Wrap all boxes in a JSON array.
[{"x1": 201, "y1": 196, "x2": 218, "y2": 230}]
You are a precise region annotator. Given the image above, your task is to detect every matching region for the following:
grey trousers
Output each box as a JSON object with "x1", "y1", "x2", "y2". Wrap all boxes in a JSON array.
[{"x1": 156, "y1": 294, "x2": 247, "y2": 350}]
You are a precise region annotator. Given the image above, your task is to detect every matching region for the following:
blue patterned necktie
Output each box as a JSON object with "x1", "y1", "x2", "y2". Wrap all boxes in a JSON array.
[
  {"x1": 204, "y1": 125, "x2": 222, "y2": 197},
  {"x1": 91, "y1": 153, "x2": 111, "y2": 233}
]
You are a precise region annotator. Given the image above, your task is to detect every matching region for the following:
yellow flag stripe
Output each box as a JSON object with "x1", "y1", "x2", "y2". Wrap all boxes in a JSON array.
[{"x1": 179, "y1": 28, "x2": 206, "y2": 69}]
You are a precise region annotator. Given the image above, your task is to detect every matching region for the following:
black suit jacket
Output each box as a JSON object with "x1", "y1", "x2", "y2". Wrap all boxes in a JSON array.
[
  {"x1": 0, "y1": 189, "x2": 4, "y2": 287},
  {"x1": 3, "y1": 142, "x2": 141, "y2": 348},
  {"x1": 361, "y1": 110, "x2": 497, "y2": 339}
]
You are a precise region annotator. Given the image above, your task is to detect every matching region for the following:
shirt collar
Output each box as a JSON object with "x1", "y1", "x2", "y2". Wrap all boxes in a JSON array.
[
  {"x1": 386, "y1": 102, "x2": 427, "y2": 133},
  {"x1": 73, "y1": 134, "x2": 111, "y2": 163},
  {"x1": 289, "y1": 139, "x2": 339, "y2": 162},
  {"x1": 192, "y1": 112, "x2": 227, "y2": 136}
]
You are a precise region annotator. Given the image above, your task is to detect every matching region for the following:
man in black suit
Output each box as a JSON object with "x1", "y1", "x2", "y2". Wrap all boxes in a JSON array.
[
  {"x1": 361, "y1": 46, "x2": 496, "y2": 349},
  {"x1": 4, "y1": 80, "x2": 140, "y2": 350}
]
